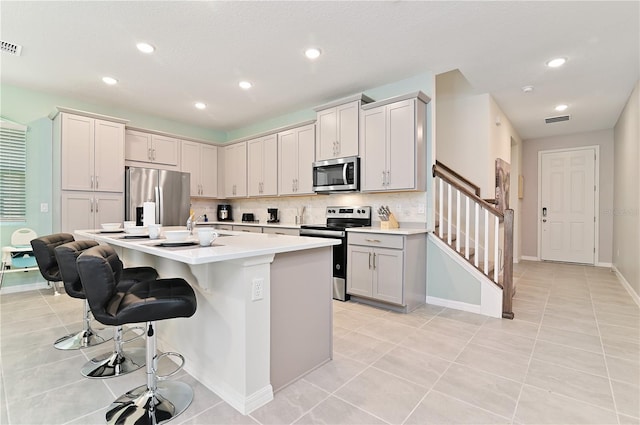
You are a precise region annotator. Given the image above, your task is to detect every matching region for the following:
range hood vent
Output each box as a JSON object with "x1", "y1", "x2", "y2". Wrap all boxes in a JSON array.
[
  {"x1": 545, "y1": 115, "x2": 570, "y2": 124},
  {"x1": 1, "y1": 40, "x2": 22, "y2": 56}
]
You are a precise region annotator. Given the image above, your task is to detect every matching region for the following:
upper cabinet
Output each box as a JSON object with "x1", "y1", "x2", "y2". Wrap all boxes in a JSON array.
[
  {"x1": 278, "y1": 123, "x2": 315, "y2": 196},
  {"x1": 360, "y1": 92, "x2": 430, "y2": 192},
  {"x1": 125, "y1": 129, "x2": 180, "y2": 167},
  {"x1": 314, "y1": 94, "x2": 373, "y2": 161},
  {"x1": 181, "y1": 141, "x2": 218, "y2": 198},
  {"x1": 59, "y1": 112, "x2": 125, "y2": 193},
  {"x1": 224, "y1": 142, "x2": 247, "y2": 198},
  {"x1": 247, "y1": 134, "x2": 278, "y2": 197}
]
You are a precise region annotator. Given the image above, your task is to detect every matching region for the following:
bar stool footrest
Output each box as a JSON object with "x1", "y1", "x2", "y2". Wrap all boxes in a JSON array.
[{"x1": 154, "y1": 352, "x2": 185, "y2": 380}]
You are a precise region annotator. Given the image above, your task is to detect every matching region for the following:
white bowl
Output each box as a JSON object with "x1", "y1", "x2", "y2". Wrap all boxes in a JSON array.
[
  {"x1": 164, "y1": 230, "x2": 190, "y2": 242},
  {"x1": 123, "y1": 221, "x2": 136, "y2": 229},
  {"x1": 101, "y1": 223, "x2": 122, "y2": 231},
  {"x1": 125, "y1": 226, "x2": 147, "y2": 235}
]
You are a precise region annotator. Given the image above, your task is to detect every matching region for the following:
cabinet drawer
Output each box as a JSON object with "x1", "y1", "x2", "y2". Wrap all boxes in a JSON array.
[
  {"x1": 262, "y1": 227, "x2": 300, "y2": 236},
  {"x1": 214, "y1": 224, "x2": 233, "y2": 231},
  {"x1": 232, "y1": 225, "x2": 262, "y2": 233},
  {"x1": 348, "y1": 233, "x2": 404, "y2": 249}
]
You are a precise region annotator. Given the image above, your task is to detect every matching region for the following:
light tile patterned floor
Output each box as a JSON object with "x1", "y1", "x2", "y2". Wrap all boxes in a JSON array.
[{"x1": 1, "y1": 261, "x2": 638, "y2": 424}]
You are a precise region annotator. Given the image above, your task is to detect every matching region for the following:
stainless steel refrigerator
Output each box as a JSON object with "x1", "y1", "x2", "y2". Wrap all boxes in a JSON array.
[{"x1": 125, "y1": 166, "x2": 190, "y2": 226}]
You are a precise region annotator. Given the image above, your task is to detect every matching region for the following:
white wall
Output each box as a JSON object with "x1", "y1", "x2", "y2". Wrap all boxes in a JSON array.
[
  {"x1": 521, "y1": 129, "x2": 615, "y2": 264},
  {"x1": 613, "y1": 80, "x2": 639, "y2": 296}
]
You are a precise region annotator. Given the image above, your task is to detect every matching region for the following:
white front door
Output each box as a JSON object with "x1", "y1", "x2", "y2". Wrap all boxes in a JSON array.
[{"x1": 540, "y1": 148, "x2": 596, "y2": 264}]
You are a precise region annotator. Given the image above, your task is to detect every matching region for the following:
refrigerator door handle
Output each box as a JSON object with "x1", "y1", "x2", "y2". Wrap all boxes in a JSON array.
[{"x1": 156, "y1": 186, "x2": 163, "y2": 225}]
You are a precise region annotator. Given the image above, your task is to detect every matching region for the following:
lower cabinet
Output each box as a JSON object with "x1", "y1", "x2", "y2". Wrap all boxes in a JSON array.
[
  {"x1": 347, "y1": 232, "x2": 426, "y2": 312},
  {"x1": 61, "y1": 191, "x2": 123, "y2": 233},
  {"x1": 262, "y1": 227, "x2": 300, "y2": 236}
]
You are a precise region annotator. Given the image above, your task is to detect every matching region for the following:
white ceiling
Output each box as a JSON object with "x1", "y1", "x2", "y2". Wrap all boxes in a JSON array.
[{"x1": 1, "y1": 1, "x2": 638, "y2": 140}]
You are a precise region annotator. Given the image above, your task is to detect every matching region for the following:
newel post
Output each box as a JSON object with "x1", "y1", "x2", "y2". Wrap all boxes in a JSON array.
[{"x1": 502, "y1": 209, "x2": 515, "y2": 319}]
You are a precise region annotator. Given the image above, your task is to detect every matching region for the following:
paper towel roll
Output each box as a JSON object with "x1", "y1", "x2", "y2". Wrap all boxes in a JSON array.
[{"x1": 143, "y1": 202, "x2": 156, "y2": 227}]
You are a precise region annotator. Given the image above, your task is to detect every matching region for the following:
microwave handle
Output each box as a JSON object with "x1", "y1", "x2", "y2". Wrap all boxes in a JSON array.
[{"x1": 343, "y1": 163, "x2": 348, "y2": 184}]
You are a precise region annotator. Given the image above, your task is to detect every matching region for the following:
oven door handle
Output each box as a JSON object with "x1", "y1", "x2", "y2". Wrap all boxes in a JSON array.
[{"x1": 300, "y1": 229, "x2": 345, "y2": 238}]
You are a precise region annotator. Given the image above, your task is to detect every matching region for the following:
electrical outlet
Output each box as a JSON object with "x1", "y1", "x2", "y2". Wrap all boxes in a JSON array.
[
  {"x1": 251, "y1": 278, "x2": 264, "y2": 301},
  {"x1": 40, "y1": 203, "x2": 49, "y2": 213}
]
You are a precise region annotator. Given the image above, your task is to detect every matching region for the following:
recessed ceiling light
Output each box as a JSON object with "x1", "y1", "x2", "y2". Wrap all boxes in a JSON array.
[
  {"x1": 522, "y1": 85, "x2": 534, "y2": 93},
  {"x1": 194, "y1": 102, "x2": 206, "y2": 110},
  {"x1": 305, "y1": 48, "x2": 322, "y2": 60},
  {"x1": 546, "y1": 57, "x2": 567, "y2": 68},
  {"x1": 136, "y1": 42, "x2": 155, "y2": 54},
  {"x1": 239, "y1": 81, "x2": 252, "y2": 90},
  {"x1": 555, "y1": 104, "x2": 568, "y2": 112},
  {"x1": 102, "y1": 76, "x2": 118, "y2": 85}
]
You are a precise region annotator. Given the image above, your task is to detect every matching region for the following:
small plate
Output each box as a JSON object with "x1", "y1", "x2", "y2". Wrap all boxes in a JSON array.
[
  {"x1": 99, "y1": 230, "x2": 125, "y2": 234},
  {"x1": 122, "y1": 234, "x2": 149, "y2": 239},
  {"x1": 156, "y1": 241, "x2": 198, "y2": 247}
]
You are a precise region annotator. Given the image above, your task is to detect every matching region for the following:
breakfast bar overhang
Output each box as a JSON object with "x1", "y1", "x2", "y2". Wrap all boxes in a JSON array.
[{"x1": 75, "y1": 229, "x2": 340, "y2": 415}]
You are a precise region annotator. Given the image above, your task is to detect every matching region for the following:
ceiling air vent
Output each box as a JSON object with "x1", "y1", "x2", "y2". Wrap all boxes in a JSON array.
[
  {"x1": 1, "y1": 40, "x2": 22, "y2": 56},
  {"x1": 545, "y1": 115, "x2": 570, "y2": 124}
]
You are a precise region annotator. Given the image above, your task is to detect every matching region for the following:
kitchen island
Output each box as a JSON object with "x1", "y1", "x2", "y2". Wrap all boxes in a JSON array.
[{"x1": 75, "y1": 228, "x2": 340, "y2": 415}]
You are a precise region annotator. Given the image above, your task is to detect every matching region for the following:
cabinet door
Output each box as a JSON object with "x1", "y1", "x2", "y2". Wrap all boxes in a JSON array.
[
  {"x1": 278, "y1": 130, "x2": 298, "y2": 195},
  {"x1": 225, "y1": 143, "x2": 247, "y2": 198},
  {"x1": 151, "y1": 135, "x2": 179, "y2": 166},
  {"x1": 347, "y1": 245, "x2": 373, "y2": 297},
  {"x1": 94, "y1": 120, "x2": 124, "y2": 192},
  {"x1": 316, "y1": 108, "x2": 337, "y2": 161},
  {"x1": 387, "y1": 100, "x2": 415, "y2": 190},
  {"x1": 373, "y1": 247, "x2": 404, "y2": 305},
  {"x1": 200, "y1": 144, "x2": 218, "y2": 198},
  {"x1": 181, "y1": 141, "x2": 201, "y2": 196},
  {"x1": 95, "y1": 193, "x2": 124, "y2": 226},
  {"x1": 261, "y1": 135, "x2": 278, "y2": 196},
  {"x1": 336, "y1": 101, "x2": 359, "y2": 157},
  {"x1": 247, "y1": 138, "x2": 264, "y2": 196},
  {"x1": 61, "y1": 114, "x2": 94, "y2": 191},
  {"x1": 361, "y1": 107, "x2": 387, "y2": 191},
  {"x1": 61, "y1": 191, "x2": 93, "y2": 233},
  {"x1": 125, "y1": 130, "x2": 151, "y2": 162},
  {"x1": 296, "y1": 125, "x2": 315, "y2": 195}
]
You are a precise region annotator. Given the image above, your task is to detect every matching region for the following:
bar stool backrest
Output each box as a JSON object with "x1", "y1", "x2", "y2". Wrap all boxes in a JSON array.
[
  {"x1": 54, "y1": 240, "x2": 99, "y2": 299},
  {"x1": 77, "y1": 245, "x2": 123, "y2": 323},
  {"x1": 30, "y1": 233, "x2": 75, "y2": 282}
]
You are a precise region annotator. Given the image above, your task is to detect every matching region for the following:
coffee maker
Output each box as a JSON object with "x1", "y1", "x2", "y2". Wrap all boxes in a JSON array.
[
  {"x1": 267, "y1": 208, "x2": 279, "y2": 223},
  {"x1": 217, "y1": 204, "x2": 232, "y2": 221}
]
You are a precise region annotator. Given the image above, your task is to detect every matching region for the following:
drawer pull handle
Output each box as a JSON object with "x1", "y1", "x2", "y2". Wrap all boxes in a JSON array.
[{"x1": 365, "y1": 238, "x2": 381, "y2": 243}]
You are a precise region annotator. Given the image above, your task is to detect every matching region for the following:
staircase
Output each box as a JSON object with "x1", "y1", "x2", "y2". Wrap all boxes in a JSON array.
[{"x1": 432, "y1": 161, "x2": 515, "y2": 319}]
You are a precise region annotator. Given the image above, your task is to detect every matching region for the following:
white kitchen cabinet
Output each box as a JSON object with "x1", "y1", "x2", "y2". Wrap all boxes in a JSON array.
[
  {"x1": 61, "y1": 191, "x2": 123, "y2": 233},
  {"x1": 224, "y1": 142, "x2": 247, "y2": 198},
  {"x1": 347, "y1": 231, "x2": 426, "y2": 312},
  {"x1": 232, "y1": 225, "x2": 262, "y2": 233},
  {"x1": 248, "y1": 134, "x2": 278, "y2": 197},
  {"x1": 181, "y1": 141, "x2": 218, "y2": 197},
  {"x1": 314, "y1": 94, "x2": 373, "y2": 161},
  {"x1": 262, "y1": 227, "x2": 300, "y2": 236},
  {"x1": 60, "y1": 113, "x2": 124, "y2": 193},
  {"x1": 360, "y1": 92, "x2": 429, "y2": 192},
  {"x1": 278, "y1": 123, "x2": 315, "y2": 196},
  {"x1": 125, "y1": 129, "x2": 180, "y2": 166}
]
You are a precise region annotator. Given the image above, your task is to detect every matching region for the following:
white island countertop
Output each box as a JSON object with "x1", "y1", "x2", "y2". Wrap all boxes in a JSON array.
[{"x1": 75, "y1": 226, "x2": 339, "y2": 265}]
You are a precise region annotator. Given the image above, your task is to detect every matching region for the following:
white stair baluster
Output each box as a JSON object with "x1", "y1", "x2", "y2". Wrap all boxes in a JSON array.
[
  {"x1": 484, "y1": 209, "x2": 489, "y2": 274},
  {"x1": 456, "y1": 189, "x2": 461, "y2": 252},
  {"x1": 494, "y1": 215, "x2": 499, "y2": 282},
  {"x1": 465, "y1": 197, "x2": 470, "y2": 259},
  {"x1": 439, "y1": 178, "x2": 444, "y2": 238},
  {"x1": 447, "y1": 183, "x2": 452, "y2": 245},
  {"x1": 474, "y1": 203, "x2": 479, "y2": 267}
]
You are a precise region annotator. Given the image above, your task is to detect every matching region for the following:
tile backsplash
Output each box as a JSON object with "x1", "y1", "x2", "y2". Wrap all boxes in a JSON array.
[{"x1": 191, "y1": 191, "x2": 430, "y2": 228}]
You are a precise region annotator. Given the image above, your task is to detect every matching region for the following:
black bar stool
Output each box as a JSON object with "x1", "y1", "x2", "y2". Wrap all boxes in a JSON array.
[
  {"x1": 77, "y1": 245, "x2": 197, "y2": 425},
  {"x1": 31, "y1": 233, "x2": 111, "y2": 350},
  {"x1": 55, "y1": 240, "x2": 159, "y2": 378}
]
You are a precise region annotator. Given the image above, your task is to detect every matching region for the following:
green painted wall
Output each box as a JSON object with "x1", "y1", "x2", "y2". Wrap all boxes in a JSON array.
[{"x1": 426, "y1": 237, "x2": 481, "y2": 305}]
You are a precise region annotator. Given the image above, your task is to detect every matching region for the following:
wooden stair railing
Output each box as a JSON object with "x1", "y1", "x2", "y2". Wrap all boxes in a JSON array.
[{"x1": 433, "y1": 162, "x2": 514, "y2": 319}]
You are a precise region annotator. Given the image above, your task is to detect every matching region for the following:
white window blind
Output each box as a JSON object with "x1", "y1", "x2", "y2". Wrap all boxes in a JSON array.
[{"x1": 0, "y1": 120, "x2": 27, "y2": 222}]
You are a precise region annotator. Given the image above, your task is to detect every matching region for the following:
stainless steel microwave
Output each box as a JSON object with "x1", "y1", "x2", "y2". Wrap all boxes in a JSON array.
[{"x1": 312, "y1": 156, "x2": 360, "y2": 193}]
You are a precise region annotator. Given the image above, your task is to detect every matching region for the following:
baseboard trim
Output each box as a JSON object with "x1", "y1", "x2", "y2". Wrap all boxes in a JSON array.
[
  {"x1": 520, "y1": 256, "x2": 539, "y2": 262},
  {"x1": 426, "y1": 296, "x2": 482, "y2": 315},
  {"x1": 596, "y1": 262, "x2": 613, "y2": 268},
  {"x1": 612, "y1": 266, "x2": 640, "y2": 307},
  {"x1": 0, "y1": 281, "x2": 49, "y2": 294}
]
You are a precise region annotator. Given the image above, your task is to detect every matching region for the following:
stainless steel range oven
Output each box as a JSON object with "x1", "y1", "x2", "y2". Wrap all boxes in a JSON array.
[{"x1": 300, "y1": 206, "x2": 371, "y2": 301}]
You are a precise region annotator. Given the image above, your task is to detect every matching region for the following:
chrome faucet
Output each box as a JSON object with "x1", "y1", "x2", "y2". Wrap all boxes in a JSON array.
[{"x1": 188, "y1": 214, "x2": 207, "y2": 235}]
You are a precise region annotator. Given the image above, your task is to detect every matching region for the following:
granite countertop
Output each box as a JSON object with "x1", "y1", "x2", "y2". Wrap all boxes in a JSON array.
[{"x1": 75, "y1": 227, "x2": 338, "y2": 265}]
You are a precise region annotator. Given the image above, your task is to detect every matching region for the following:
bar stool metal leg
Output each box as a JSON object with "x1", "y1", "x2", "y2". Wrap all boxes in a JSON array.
[
  {"x1": 106, "y1": 322, "x2": 193, "y2": 425},
  {"x1": 54, "y1": 299, "x2": 112, "y2": 350},
  {"x1": 81, "y1": 325, "x2": 146, "y2": 378}
]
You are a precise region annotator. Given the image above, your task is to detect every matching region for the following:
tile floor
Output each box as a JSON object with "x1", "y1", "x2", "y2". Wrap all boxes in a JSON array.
[{"x1": 1, "y1": 261, "x2": 638, "y2": 424}]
